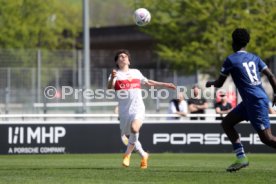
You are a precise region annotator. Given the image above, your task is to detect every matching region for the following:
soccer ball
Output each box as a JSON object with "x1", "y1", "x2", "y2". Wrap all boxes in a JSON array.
[{"x1": 133, "y1": 8, "x2": 151, "y2": 26}]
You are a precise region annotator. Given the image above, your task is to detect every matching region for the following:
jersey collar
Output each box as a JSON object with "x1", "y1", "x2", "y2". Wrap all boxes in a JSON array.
[{"x1": 237, "y1": 50, "x2": 247, "y2": 53}]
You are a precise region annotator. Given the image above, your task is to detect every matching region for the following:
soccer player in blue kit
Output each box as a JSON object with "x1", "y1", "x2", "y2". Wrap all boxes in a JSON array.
[{"x1": 206, "y1": 28, "x2": 276, "y2": 172}]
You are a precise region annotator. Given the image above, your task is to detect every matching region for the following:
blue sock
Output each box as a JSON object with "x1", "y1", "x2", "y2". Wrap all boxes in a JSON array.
[{"x1": 233, "y1": 143, "x2": 246, "y2": 159}]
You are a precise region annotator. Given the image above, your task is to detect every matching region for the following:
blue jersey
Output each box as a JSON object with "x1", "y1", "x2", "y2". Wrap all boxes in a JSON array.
[{"x1": 220, "y1": 51, "x2": 268, "y2": 103}]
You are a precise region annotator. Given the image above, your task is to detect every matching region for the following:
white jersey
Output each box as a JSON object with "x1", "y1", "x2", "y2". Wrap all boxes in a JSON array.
[{"x1": 109, "y1": 69, "x2": 148, "y2": 135}]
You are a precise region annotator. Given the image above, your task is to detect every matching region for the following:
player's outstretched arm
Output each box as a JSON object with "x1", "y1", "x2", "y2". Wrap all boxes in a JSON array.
[
  {"x1": 263, "y1": 68, "x2": 276, "y2": 105},
  {"x1": 145, "y1": 80, "x2": 176, "y2": 90},
  {"x1": 205, "y1": 75, "x2": 227, "y2": 88},
  {"x1": 107, "y1": 69, "x2": 117, "y2": 89}
]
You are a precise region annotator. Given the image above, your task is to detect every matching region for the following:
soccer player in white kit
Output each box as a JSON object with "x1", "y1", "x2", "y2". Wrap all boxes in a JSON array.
[{"x1": 107, "y1": 49, "x2": 176, "y2": 169}]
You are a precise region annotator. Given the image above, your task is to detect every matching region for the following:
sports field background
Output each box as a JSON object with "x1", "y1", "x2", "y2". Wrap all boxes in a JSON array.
[
  {"x1": 1, "y1": 1, "x2": 276, "y2": 184},
  {"x1": 0, "y1": 153, "x2": 275, "y2": 184}
]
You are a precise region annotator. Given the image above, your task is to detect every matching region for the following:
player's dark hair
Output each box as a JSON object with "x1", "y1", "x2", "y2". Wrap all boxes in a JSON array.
[
  {"x1": 114, "y1": 49, "x2": 131, "y2": 68},
  {"x1": 192, "y1": 84, "x2": 200, "y2": 89},
  {"x1": 232, "y1": 28, "x2": 250, "y2": 52}
]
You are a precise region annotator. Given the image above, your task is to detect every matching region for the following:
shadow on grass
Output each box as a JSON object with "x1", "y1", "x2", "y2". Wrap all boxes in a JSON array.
[
  {"x1": 149, "y1": 169, "x2": 225, "y2": 174},
  {"x1": 0, "y1": 166, "x2": 226, "y2": 174},
  {"x1": 0, "y1": 167, "x2": 119, "y2": 171}
]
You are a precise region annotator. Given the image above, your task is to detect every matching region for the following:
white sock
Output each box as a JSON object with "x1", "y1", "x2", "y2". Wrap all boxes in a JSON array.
[
  {"x1": 129, "y1": 133, "x2": 139, "y2": 144},
  {"x1": 135, "y1": 141, "x2": 147, "y2": 158},
  {"x1": 125, "y1": 133, "x2": 139, "y2": 155}
]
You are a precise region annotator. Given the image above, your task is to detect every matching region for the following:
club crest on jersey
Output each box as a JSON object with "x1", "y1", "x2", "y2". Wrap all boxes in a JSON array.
[{"x1": 115, "y1": 79, "x2": 141, "y2": 90}]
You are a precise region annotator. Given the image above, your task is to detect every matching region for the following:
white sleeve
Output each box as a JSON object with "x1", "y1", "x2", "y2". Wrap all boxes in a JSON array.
[
  {"x1": 108, "y1": 74, "x2": 112, "y2": 81},
  {"x1": 108, "y1": 74, "x2": 117, "y2": 86},
  {"x1": 178, "y1": 101, "x2": 188, "y2": 113},
  {"x1": 269, "y1": 101, "x2": 273, "y2": 108},
  {"x1": 137, "y1": 70, "x2": 148, "y2": 84},
  {"x1": 169, "y1": 102, "x2": 177, "y2": 114},
  {"x1": 182, "y1": 101, "x2": 188, "y2": 114}
]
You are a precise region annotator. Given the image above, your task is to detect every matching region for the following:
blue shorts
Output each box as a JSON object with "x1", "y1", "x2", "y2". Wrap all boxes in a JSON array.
[{"x1": 232, "y1": 99, "x2": 270, "y2": 131}]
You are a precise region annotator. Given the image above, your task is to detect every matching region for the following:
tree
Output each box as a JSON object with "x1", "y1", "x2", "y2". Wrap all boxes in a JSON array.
[
  {"x1": 136, "y1": 0, "x2": 276, "y2": 75},
  {"x1": 0, "y1": 0, "x2": 81, "y2": 49},
  {"x1": 89, "y1": 0, "x2": 133, "y2": 27}
]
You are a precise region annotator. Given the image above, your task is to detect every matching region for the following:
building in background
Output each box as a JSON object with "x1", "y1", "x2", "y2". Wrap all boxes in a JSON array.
[{"x1": 87, "y1": 25, "x2": 168, "y2": 69}]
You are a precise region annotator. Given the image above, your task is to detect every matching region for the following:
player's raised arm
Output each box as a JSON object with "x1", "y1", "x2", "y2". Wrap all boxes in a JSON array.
[
  {"x1": 145, "y1": 80, "x2": 176, "y2": 90},
  {"x1": 262, "y1": 68, "x2": 276, "y2": 105},
  {"x1": 107, "y1": 69, "x2": 117, "y2": 89},
  {"x1": 205, "y1": 74, "x2": 227, "y2": 88}
]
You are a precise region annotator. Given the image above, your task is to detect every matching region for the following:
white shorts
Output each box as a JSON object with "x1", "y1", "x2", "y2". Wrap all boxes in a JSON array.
[{"x1": 120, "y1": 113, "x2": 145, "y2": 136}]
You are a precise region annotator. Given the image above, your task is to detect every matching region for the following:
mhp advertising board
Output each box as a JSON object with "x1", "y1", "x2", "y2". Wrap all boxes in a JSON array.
[{"x1": 0, "y1": 122, "x2": 275, "y2": 154}]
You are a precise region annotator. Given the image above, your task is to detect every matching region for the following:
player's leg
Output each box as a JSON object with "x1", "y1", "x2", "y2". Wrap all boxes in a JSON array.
[
  {"x1": 120, "y1": 118, "x2": 133, "y2": 167},
  {"x1": 122, "y1": 133, "x2": 132, "y2": 167},
  {"x1": 124, "y1": 119, "x2": 142, "y2": 155},
  {"x1": 129, "y1": 119, "x2": 149, "y2": 169},
  {"x1": 221, "y1": 103, "x2": 249, "y2": 172},
  {"x1": 258, "y1": 128, "x2": 276, "y2": 148},
  {"x1": 121, "y1": 134, "x2": 148, "y2": 168},
  {"x1": 123, "y1": 119, "x2": 149, "y2": 168},
  {"x1": 221, "y1": 110, "x2": 242, "y2": 143},
  {"x1": 135, "y1": 140, "x2": 149, "y2": 169},
  {"x1": 134, "y1": 140, "x2": 147, "y2": 157},
  {"x1": 121, "y1": 134, "x2": 129, "y2": 146},
  {"x1": 249, "y1": 99, "x2": 276, "y2": 149},
  {"x1": 121, "y1": 134, "x2": 147, "y2": 157}
]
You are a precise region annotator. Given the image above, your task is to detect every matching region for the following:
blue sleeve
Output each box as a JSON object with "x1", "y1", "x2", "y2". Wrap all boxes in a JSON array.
[
  {"x1": 220, "y1": 58, "x2": 232, "y2": 76},
  {"x1": 257, "y1": 57, "x2": 267, "y2": 72}
]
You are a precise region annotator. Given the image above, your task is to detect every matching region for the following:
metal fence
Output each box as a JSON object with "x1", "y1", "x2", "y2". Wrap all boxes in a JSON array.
[
  {"x1": 0, "y1": 49, "x2": 199, "y2": 114},
  {"x1": 0, "y1": 67, "x2": 199, "y2": 114},
  {"x1": 0, "y1": 49, "x2": 273, "y2": 115}
]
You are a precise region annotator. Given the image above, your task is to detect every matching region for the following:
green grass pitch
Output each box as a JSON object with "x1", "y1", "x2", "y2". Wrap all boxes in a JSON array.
[{"x1": 0, "y1": 153, "x2": 275, "y2": 184}]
